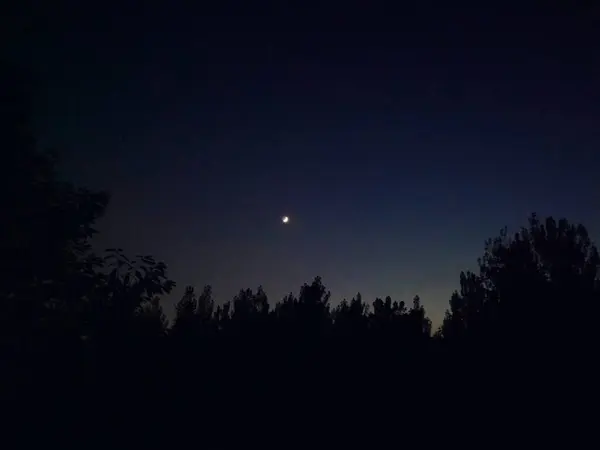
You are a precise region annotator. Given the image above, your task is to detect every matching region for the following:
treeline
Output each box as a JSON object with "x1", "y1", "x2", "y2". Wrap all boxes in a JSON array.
[{"x1": 3, "y1": 72, "x2": 597, "y2": 447}]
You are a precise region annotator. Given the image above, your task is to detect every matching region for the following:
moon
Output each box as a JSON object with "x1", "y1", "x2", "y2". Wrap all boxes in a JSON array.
[{"x1": 282, "y1": 216, "x2": 289, "y2": 224}]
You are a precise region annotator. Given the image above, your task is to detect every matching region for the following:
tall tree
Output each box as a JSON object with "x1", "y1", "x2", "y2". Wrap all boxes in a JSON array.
[
  {"x1": 442, "y1": 213, "x2": 599, "y2": 346},
  {"x1": 172, "y1": 286, "x2": 198, "y2": 337},
  {"x1": 135, "y1": 296, "x2": 168, "y2": 338},
  {"x1": 0, "y1": 67, "x2": 109, "y2": 350}
]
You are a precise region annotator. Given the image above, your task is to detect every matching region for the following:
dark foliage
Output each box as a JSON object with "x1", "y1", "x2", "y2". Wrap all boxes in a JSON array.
[{"x1": 3, "y1": 72, "x2": 595, "y2": 448}]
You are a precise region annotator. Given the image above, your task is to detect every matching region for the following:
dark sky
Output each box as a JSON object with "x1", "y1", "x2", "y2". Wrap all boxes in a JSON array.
[{"x1": 7, "y1": 1, "x2": 600, "y2": 326}]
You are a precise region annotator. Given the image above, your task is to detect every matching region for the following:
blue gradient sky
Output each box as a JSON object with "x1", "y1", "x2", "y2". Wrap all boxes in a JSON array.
[{"x1": 9, "y1": 2, "x2": 600, "y2": 327}]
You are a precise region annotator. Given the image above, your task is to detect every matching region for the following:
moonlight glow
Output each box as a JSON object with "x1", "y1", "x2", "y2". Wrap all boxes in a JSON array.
[{"x1": 282, "y1": 216, "x2": 289, "y2": 224}]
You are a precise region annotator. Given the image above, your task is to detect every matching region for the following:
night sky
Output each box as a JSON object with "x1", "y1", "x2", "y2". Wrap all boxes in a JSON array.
[{"x1": 8, "y1": 2, "x2": 600, "y2": 326}]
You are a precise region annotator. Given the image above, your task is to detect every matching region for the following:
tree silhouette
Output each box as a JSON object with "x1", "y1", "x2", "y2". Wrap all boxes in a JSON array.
[
  {"x1": 196, "y1": 284, "x2": 216, "y2": 323},
  {"x1": 0, "y1": 74, "x2": 181, "y2": 412},
  {"x1": 0, "y1": 69, "x2": 112, "y2": 395},
  {"x1": 135, "y1": 295, "x2": 168, "y2": 337},
  {"x1": 172, "y1": 285, "x2": 199, "y2": 336},
  {"x1": 86, "y1": 249, "x2": 175, "y2": 339},
  {"x1": 171, "y1": 284, "x2": 216, "y2": 360},
  {"x1": 231, "y1": 286, "x2": 270, "y2": 323},
  {"x1": 333, "y1": 292, "x2": 369, "y2": 337},
  {"x1": 439, "y1": 212, "x2": 600, "y2": 360}
]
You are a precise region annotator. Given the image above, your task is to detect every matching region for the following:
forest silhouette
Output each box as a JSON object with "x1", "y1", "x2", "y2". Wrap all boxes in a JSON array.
[{"x1": 2, "y1": 68, "x2": 596, "y2": 447}]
